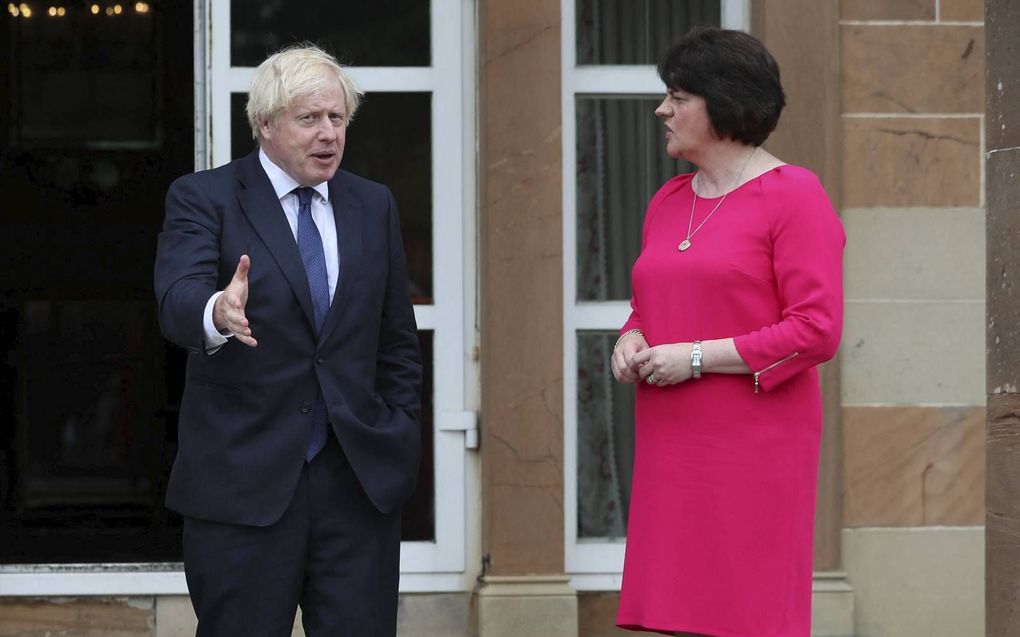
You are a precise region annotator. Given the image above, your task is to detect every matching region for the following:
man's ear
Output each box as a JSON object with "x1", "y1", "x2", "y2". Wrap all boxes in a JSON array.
[{"x1": 259, "y1": 118, "x2": 273, "y2": 141}]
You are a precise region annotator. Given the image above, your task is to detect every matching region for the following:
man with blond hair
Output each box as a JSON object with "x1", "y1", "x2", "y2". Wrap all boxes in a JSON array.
[{"x1": 154, "y1": 45, "x2": 422, "y2": 636}]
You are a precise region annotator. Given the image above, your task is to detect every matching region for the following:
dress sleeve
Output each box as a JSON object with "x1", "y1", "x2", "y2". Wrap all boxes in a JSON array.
[
  {"x1": 620, "y1": 294, "x2": 643, "y2": 335},
  {"x1": 732, "y1": 172, "x2": 845, "y2": 392}
]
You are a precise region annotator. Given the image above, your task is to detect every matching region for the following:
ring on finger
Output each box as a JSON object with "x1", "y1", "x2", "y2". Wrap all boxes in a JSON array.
[{"x1": 646, "y1": 373, "x2": 657, "y2": 385}]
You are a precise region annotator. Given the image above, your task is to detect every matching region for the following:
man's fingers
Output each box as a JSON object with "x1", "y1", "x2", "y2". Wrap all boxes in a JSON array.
[
  {"x1": 226, "y1": 312, "x2": 250, "y2": 334},
  {"x1": 225, "y1": 313, "x2": 257, "y2": 347},
  {"x1": 234, "y1": 333, "x2": 258, "y2": 348}
]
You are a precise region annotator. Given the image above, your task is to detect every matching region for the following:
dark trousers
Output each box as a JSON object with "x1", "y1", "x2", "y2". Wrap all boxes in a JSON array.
[{"x1": 182, "y1": 435, "x2": 402, "y2": 637}]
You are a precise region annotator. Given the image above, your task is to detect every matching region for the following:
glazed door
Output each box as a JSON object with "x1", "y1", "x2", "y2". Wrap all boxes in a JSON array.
[{"x1": 205, "y1": 0, "x2": 478, "y2": 590}]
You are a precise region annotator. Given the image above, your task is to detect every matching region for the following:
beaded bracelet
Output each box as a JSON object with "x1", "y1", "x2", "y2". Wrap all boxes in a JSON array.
[{"x1": 614, "y1": 329, "x2": 644, "y2": 350}]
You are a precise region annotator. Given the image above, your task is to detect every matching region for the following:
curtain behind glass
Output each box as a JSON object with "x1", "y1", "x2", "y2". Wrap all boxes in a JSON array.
[
  {"x1": 577, "y1": 0, "x2": 721, "y2": 65},
  {"x1": 577, "y1": 331, "x2": 636, "y2": 538},
  {"x1": 576, "y1": 97, "x2": 690, "y2": 302}
]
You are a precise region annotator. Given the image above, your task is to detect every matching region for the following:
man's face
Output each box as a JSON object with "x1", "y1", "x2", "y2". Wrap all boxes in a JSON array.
[{"x1": 260, "y1": 83, "x2": 347, "y2": 186}]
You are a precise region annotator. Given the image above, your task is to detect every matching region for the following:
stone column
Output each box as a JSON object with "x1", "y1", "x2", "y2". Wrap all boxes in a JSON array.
[
  {"x1": 986, "y1": 0, "x2": 1020, "y2": 634},
  {"x1": 475, "y1": 1, "x2": 577, "y2": 636}
]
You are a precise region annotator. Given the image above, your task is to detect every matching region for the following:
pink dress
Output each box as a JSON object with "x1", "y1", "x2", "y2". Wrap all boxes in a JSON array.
[{"x1": 615, "y1": 165, "x2": 844, "y2": 637}]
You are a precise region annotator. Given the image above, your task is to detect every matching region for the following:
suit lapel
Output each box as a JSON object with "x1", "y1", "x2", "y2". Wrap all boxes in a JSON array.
[
  {"x1": 320, "y1": 171, "x2": 363, "y2": 343},
  {"x1": 236, "y1": 153, "x2": 318, "y2": 333}
]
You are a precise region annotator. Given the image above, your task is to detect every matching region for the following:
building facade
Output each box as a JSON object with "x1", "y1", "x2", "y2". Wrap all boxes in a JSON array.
[{"x1": 0, "y1": 0, "x2": 993, "y2": 635}]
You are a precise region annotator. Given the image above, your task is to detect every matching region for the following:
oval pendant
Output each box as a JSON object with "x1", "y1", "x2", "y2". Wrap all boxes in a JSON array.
[{"x1": 678, "y1": 239, "x2": 692, "y2": 252}]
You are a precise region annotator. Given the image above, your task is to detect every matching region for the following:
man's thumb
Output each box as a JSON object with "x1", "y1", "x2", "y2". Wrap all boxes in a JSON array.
[{"x1": 235, "y1": 254, "x2": 250, "y2": 282}]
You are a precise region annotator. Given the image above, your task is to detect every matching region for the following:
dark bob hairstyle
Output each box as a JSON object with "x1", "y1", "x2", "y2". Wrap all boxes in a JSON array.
[{"x1": 658, "y1": 27, "x2": 786, "y2": 147}]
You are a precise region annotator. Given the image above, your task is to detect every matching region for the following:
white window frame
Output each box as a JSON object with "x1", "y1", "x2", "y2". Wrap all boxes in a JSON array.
[
  {"x1": 561, "y1": 0, "x2": 749, "y2": 591},
  {"x1": 0, "y1": 0, "x2": 479, "y2": 597}
]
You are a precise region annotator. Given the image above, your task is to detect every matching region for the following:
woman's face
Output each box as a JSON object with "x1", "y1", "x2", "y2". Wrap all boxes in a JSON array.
[{"x1": 655, "y1": 88, "x2": 714, "y2": 159}]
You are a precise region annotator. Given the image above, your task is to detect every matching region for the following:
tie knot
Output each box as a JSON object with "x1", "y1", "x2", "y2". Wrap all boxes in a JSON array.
[{"x1": 295, "y1": 187, "x2": 314, "y2": 208}]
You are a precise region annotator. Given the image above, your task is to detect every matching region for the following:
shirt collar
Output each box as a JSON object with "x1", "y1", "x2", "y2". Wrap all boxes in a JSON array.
[{"x1": 258, "y1": 148, "x2": 330, "y2": 203}]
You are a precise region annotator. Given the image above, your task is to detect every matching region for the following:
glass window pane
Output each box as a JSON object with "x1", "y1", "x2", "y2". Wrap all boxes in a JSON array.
[
  {"x1": 576, "y1": 0, "x2": 721, "y2": 65},
  {"x1": 231, "y1": 0, "x2": 430, "y2": 67},
  {"x1": 577, "y1": 331, "x2": 635, "y2": 539},
  {"x1": 231, "y1": 92, "x2": 433, "y2": 302},
  {"x1": 576, "y1": 96, "x2": 691, "y2": 301},
  {"x1": 10, "y1": 2, "x2": 161, "y2": 147},
  {"x1": 232, "y1": 94, "x2": 257, "y2": 160}
]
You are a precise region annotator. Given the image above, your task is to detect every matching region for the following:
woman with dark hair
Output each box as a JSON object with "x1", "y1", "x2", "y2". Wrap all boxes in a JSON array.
[{"x1": 610, "y1": 27, "x2": 844, "y2": 637}]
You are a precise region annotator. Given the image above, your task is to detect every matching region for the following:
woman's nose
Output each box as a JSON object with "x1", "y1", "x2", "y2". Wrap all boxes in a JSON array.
[{"x1": 654, "y1": 97, "x2": 670, "y2": 118}]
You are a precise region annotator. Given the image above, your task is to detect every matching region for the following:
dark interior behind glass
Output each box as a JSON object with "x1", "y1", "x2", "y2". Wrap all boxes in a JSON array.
[
  {"x1": 231, "y1": 0, "x2": 430, "y2": 67},
  {"x1": 0, "y1": 0, "x2": 193, "y2": 563}
]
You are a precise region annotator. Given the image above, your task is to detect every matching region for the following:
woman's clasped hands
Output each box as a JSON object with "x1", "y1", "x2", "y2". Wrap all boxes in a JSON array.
[{"x1": 611, "y1": 333, "x2": 694, "y2": 387}]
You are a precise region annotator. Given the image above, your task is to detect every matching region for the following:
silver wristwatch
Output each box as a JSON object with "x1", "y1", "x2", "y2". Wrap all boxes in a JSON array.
[{"x1": 691, "y1": 341, "x2": 703, "y2": 379}]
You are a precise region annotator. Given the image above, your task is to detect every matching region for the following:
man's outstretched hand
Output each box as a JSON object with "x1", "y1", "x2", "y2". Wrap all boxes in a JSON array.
[{"x1": 213, "y1": 255, "x2": 257, "y2": 347}]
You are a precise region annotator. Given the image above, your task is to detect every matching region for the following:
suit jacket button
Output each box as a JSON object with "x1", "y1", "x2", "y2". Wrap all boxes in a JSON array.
[
  {"x1": 315, "y1": 356, "x2": 324, "y2": 364},
  {"x1": 300, "y1": 402, "x2": 311, "y2": 414}
]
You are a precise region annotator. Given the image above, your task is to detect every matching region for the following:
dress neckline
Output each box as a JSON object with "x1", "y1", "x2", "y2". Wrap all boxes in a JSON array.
[{"x1": 688, "y1": 163, "x2": 788, "y2": 200}]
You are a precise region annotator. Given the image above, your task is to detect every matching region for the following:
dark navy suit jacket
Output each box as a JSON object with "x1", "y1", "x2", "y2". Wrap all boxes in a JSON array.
[{"x1": 154, "y1": 151, "x2": 422, "y2": 527}]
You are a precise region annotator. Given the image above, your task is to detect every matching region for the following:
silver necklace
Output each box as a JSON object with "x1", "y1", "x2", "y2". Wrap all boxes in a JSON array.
[{"x1": 678, "y1": 146, "x2": 758, "y2": 252}]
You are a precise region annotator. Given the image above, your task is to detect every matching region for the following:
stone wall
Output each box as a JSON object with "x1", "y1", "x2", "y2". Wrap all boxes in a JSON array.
[{"x1": 839, "y1": 0, "x2": 985, "y2": 635}]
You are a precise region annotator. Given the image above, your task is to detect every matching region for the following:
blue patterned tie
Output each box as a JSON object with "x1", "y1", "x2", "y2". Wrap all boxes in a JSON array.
[{"x1": 295, "y1": 187, "x2": 329, "y2": 461}]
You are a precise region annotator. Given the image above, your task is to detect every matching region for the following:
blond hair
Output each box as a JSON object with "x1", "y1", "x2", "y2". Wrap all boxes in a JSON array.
[{"x1": 246, "y1": 44, "x2": 363, "y2": 140}]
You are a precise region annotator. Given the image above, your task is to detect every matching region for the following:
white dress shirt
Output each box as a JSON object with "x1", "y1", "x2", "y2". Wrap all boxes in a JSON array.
[{"x1": 203, "y1": 149, "x2": 340, "y2": 350}]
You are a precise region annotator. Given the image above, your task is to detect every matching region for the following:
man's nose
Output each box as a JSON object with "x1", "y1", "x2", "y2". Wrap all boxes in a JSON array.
[{"x1": 317, "y1": 118, "x2": 337, "y2": 141}]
